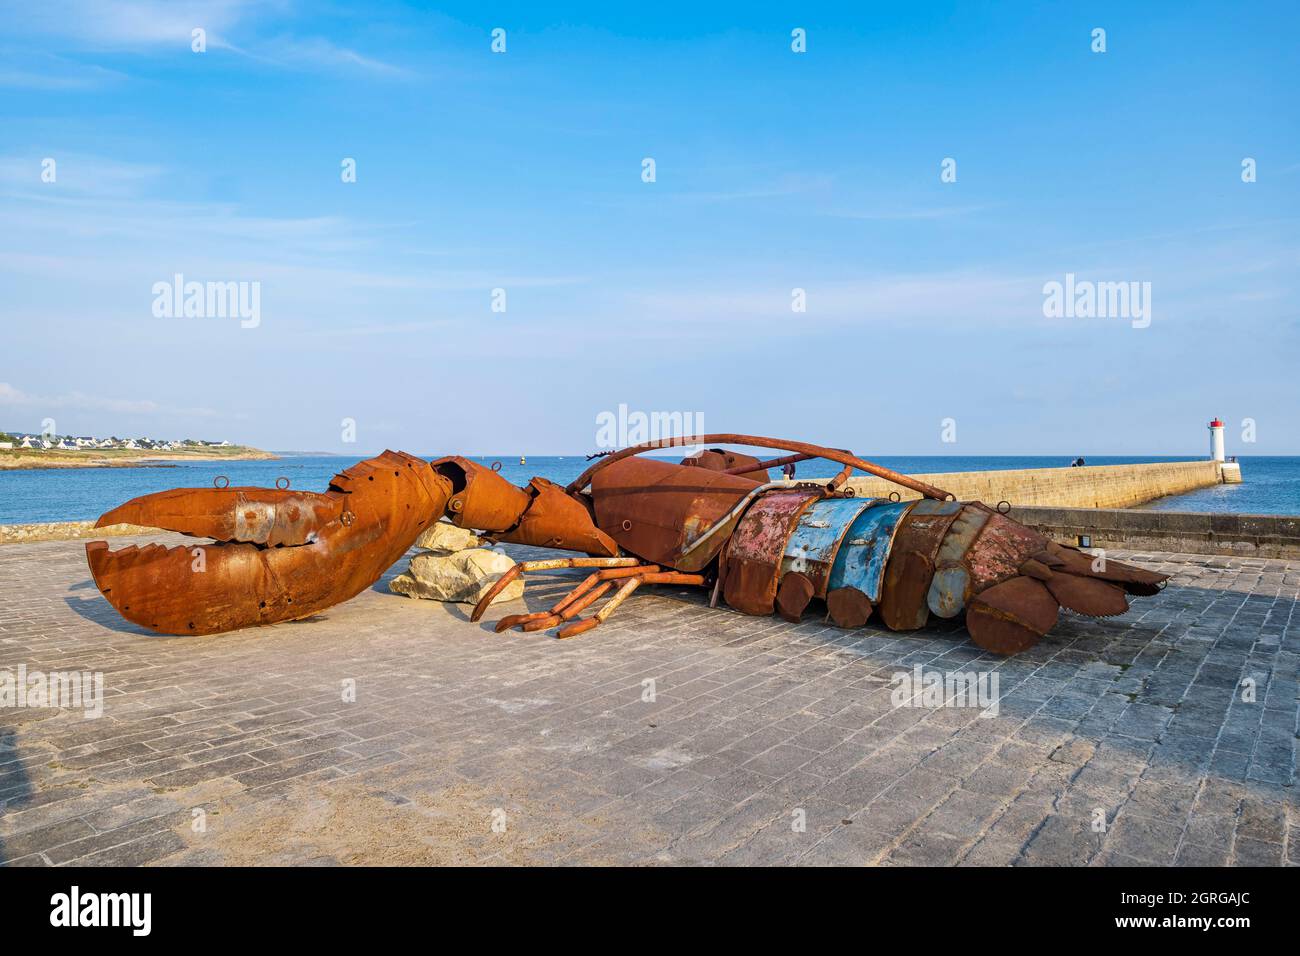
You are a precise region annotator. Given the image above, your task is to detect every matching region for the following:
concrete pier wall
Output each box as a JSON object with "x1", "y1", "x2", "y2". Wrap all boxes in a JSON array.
[
  {"x1": 1013, "y1": 506, "x2": 1300, "y2": 560},
  {"x1": 840, "y1": 459, "x2": 1227, "y2": 510}
]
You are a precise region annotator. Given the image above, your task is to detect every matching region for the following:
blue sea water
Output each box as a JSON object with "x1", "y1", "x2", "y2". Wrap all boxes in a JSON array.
[{"x1": 2, "y1": 454, "x2": 1297, "y2": 524}]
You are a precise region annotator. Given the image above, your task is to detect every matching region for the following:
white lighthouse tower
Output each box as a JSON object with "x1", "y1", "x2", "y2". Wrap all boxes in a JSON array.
[
  {"x1": 1208, "y1": 417, "x2": 1242, "y2": 483},
  {"x1": 1208, "y1": 417, "x2": 1225, "y2": 461}
]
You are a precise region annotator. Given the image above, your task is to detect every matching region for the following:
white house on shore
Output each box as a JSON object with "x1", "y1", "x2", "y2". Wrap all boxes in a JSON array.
[{"x1": 5, "y1": 432, "x2": 237, "y2": 451}]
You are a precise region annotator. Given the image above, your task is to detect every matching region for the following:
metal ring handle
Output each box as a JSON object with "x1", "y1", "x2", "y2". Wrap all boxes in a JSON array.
[
  {"x1": 889, "y1": 491, "x2": 901, "y2": 502},
  {"x1": 276, "y1": 477, "x2": 291, "y2": 490},
  {"x1": 997, "y1": 500, "x2": 1011, "y2": 514},
  {"x1": 213, "y1": 475, "x2": 229, "y2": 489},
  {"x1": 491, "y1": 461, "x2": 503, "y2": 472}
]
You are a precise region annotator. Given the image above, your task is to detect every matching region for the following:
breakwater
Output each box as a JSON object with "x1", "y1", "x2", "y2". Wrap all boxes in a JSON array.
[
  {"x1": 1013, "y1": 506, "x2": 1300, "y2": 560},
  {"x1": 840, "y1": 459, "x2": 1231, "y2": 510}
]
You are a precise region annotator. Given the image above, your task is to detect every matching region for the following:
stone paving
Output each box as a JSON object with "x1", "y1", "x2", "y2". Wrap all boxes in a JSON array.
[{"x1": 0, "y1": 533, "x2": 1296, "y2": 866}]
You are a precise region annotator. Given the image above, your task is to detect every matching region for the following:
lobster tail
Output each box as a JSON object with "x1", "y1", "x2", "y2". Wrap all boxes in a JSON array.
[{"x1": 715, "y1": 490, "x2": 1167, "y2": 656}]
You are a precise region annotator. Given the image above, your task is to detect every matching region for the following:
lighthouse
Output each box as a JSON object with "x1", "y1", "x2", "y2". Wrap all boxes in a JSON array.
[
  {"x1": 1208, "y1": 418, "x2": 1225, "y2": 462},
  {"x1": 1208, "y1": 417, "x2": 1242, "y2": 483}
]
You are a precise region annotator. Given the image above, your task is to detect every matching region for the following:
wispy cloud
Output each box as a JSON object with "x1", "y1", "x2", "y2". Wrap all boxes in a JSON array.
[
  {"x1": 3, "y1": 0, "x2": 256, "y2": 49},
  {"x1": 249, "y1": 35, "x2": 418, "y2": 78},
  {"x1": 672, "y1": 173, "x2": 835, "y2": 204},
  {"x1": 0, "y1": 153, "x2": 164, "y2": 198},
  {"x1": 625, "y1": 270, "x2": 1039, "y2": 332},
  {"x1": 314, "y1": 319, "x2": 459, "y2": 338},
  {"x1": 0, "y1": 382, "x2": 218, "y2": 418},
  {"x1": 826, "y1": 203, "x2": 992, "y2": 221},
  {"x1": 0, "y1": 1, "x2": 412, "y2": 79},
  {"x1": 0, "y1": 53, "x2": 127, "y2": 90}
]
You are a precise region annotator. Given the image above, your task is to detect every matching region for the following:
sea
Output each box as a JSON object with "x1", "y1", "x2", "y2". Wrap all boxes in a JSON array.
[{"x1": 2, "y1": 454, "x2": 1297, "y2": 525}]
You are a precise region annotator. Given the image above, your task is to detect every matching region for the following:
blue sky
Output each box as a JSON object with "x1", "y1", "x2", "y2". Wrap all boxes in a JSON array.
[{"x1": 1, "y1": 1, "x2": 1296, "y2": 456}]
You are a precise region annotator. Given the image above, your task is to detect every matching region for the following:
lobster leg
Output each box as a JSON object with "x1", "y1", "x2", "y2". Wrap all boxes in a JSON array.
[
  {"x1": 470, "y1": 556, "x2": 641, "y2": 623},
  {"x1": 495, "y1": 564, "x2": 661, "y2": 632},
  {"x1": 557, "y1": 571, "x2": 707, "y2": 639},
  {"x1": 519, "y1": 580, "x2": 616, "y2": 632},
  {"x1": 494, "y1": 571, "x2": 601, "y2": 632}
]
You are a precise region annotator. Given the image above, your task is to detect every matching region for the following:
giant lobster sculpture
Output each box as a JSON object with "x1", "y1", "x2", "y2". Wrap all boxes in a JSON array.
[{"x1": 85, "y1": 434, "x2": 1166, "y2": 654}]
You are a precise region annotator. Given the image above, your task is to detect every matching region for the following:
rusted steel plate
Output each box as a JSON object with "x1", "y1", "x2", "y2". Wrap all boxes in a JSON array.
[
  {"x1": 878, "y1": 500, "x2": 964, "y2": 630},
  {"x1": 1042, "y1": 541, "x2": 1168, "y2": 595},
  {"x1": 963, "y1": 507, "x2": 1050, "y2": 593},
  {"x1": 1044, "y1": 574, "x2": 1129, "y2": 616},
  {"x1": 723, "y1": 489, "x2": 820, "y2": 616},
  {"x1": 430, "y1": 456, "x2": 532, "y2": 531},
  {"x1": 826, "y1": 586, "x2": 873, "y2": 628},
  {"x1": 87, "y1": 451, "x2": 449, "y2": 636},
  {"x1": 592, "y1": 456, "x2": 759, "y2": 571},
  {"x1": 682, "y1": 448, "x2": 771, "y2": 483},
  {"x1": 910, "y1": 499, "x2": 964, "y2": 518},
  {"x1": 497, "y1": 477, "x2": 618, "y2": 556},
  {"x1": 966, "y1": 575, "x2": 1059, "y2": 654},
  {"x1": 431, "y1": 457, "x2": 618, "y2": 556},
  {"x1": 775, "y1": 571, "x2": 815, "y2": 623},
  {"x1": 779, "y1": 497, "x2": 879, "y2": 598},
  {"x1": 927, "y1": 506, "x2": 990, "y2": 618},
  {"x1": 94, "y1": 486, "x2": 346, "y2": 548},
  {"x1": 826, "y1": 500, "x2": 916, "y2": 602},
  {"x1": 878, "y1": 550, "x2": 933, "y2": 631}
]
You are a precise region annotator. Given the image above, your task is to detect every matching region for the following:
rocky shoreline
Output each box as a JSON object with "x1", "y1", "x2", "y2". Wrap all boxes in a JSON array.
[
  {"x1": 0, "y1": 447, "x2": 277, "y2": 470},
  {"x1": 0, "y1": 521, "x2": 156, "y2": 544}
]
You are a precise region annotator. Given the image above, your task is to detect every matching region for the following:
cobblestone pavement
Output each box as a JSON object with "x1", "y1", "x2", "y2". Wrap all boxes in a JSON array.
[{"x1": 1, "y1": 534, "x2": 1296, "y2": 866}]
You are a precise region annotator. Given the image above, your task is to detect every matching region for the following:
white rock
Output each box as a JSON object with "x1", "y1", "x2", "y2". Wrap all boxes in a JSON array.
[
  {"x1": 389, "y1": 548, "x2": 523, "y2": 605},
  {"x1": 413, "y1": 521, "x2": 483, "y2": 554}
]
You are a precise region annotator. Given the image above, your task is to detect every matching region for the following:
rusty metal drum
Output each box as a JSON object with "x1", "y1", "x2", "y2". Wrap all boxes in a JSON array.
[
  {"x1": 826, "y1": 500, "x2": 916, "y2": 602},
  {"x1": 722, "y1": 489, "x2": 821, "y2": 615},
  {"x1": 779, "y1": 497, "x2": 881, "y2": 597}
]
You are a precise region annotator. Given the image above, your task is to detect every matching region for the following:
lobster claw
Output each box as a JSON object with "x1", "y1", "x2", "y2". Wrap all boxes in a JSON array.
[
  {"x1": 86, "y1": 452, "x2": 451, "y2": 635},
  {"x1": 95, "y1": 486, "x2": 347, "y2": 547}
]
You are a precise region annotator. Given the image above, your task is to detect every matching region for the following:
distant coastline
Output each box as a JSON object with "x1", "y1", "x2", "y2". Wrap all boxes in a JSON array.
[{"x1": 0, "y1": 445, "x2": 277, "y2": 471}]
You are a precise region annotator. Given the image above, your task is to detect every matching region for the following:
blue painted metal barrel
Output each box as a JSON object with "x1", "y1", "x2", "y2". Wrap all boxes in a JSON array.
[
  {"x1": 826, "y1": 500, "x2": 917, "y2": 602},
  {"x1": 780, "y1": 497, "x2": 881, "y2": 595}
]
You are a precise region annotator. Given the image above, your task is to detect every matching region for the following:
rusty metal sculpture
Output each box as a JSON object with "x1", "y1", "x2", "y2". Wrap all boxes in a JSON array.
[{"x1": 86, "y1": 434, "x2": 1166, "y2": 654}]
